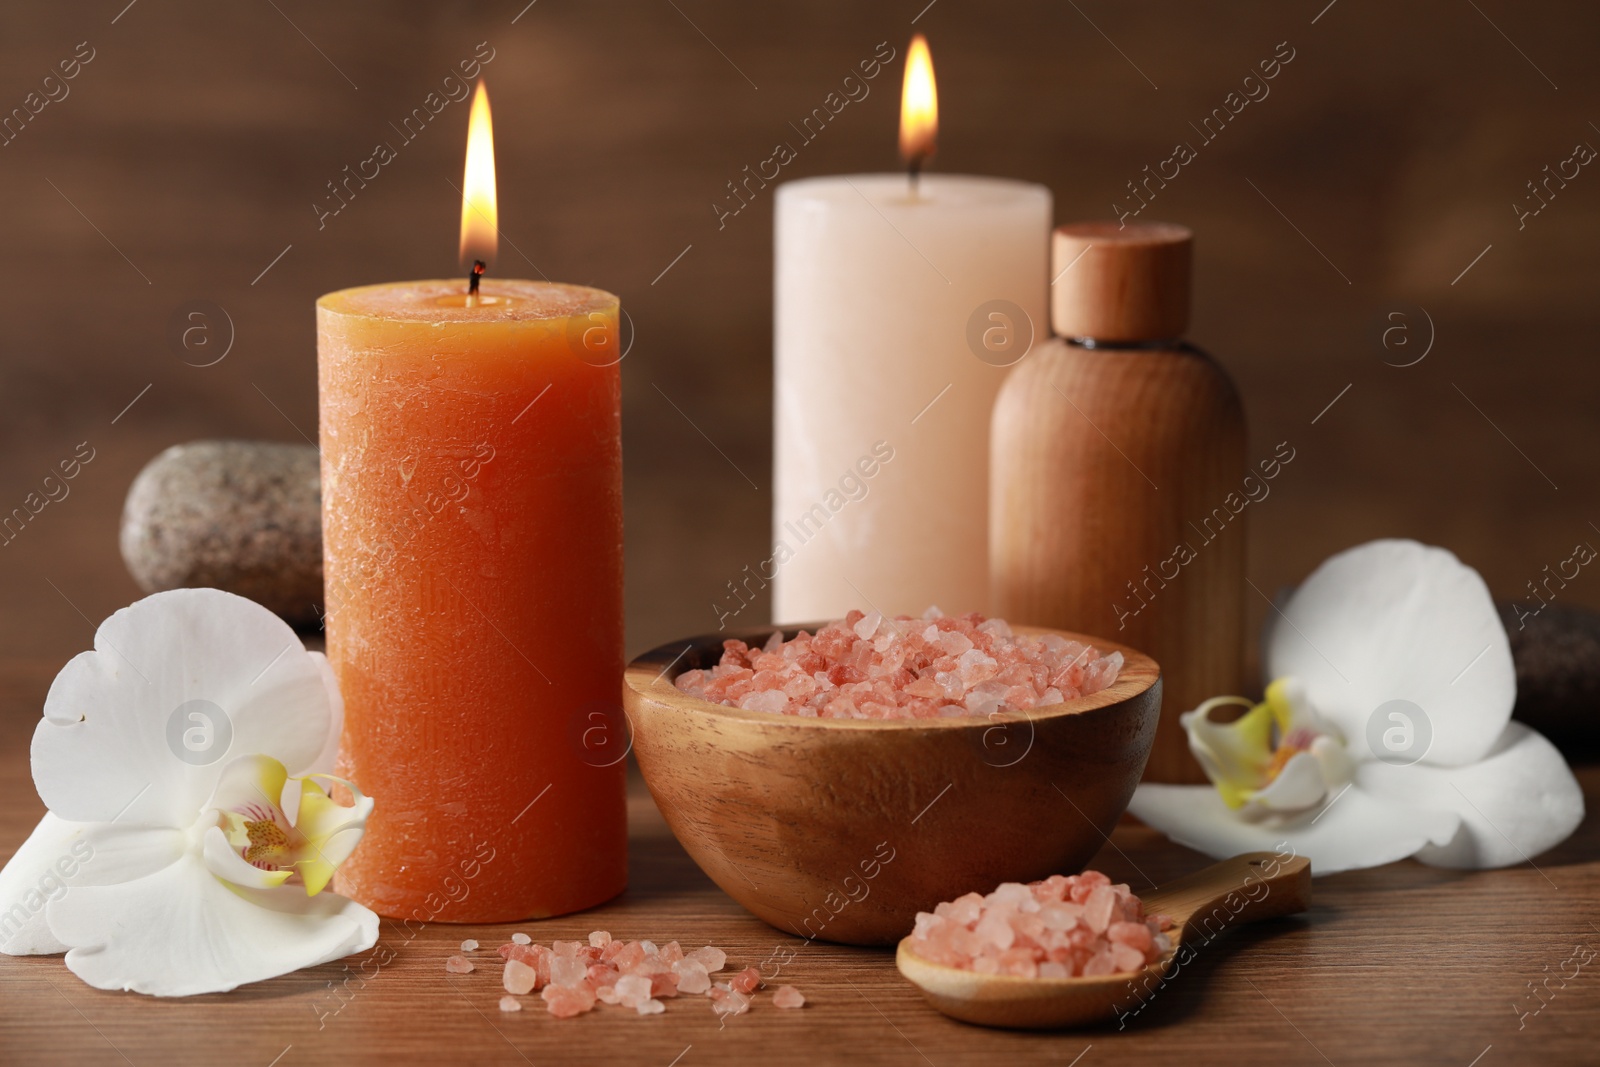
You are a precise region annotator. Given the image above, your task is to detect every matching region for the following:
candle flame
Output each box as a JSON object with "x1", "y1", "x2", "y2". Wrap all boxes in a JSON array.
[
  {"x1": 459, "y1": 80, "x2": 498, "y2": 268},
  {"x1": 899, "y1": 34, "x2": 937, "y2": 169}
]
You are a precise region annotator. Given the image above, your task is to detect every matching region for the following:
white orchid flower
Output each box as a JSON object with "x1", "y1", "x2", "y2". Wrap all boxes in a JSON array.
[
  {"x1": 1130, "y1": 539, "x2": 1585, "y2": 874},
  {"x1": 0, "y1": 589, "x2": 378, "y2": 995}
]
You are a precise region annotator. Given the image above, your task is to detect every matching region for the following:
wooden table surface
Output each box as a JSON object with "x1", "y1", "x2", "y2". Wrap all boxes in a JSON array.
[
  {"x1": 3, "y1": 2, "x2": 1599, "y2": 1063},
  {"x1": 0, "y1": 658, "x2": 1594, "y2": 1067}
]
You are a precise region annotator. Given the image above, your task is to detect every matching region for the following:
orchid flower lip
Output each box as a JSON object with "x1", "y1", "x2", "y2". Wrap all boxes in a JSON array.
[
  {"x1": 1181, "y1": 678, "x2": 1352, "y2": 817},
  {"x1": 206, "y1": 755, "x2": 373, "y2": 898}
]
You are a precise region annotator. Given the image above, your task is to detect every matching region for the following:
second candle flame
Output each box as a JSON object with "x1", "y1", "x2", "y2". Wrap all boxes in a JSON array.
[
  {"x1": 899, "y1": 34, "x2": 937, "y2": 173},
  {"x1": 460, "y1": 80, "x2": 498, "y2": 269}
]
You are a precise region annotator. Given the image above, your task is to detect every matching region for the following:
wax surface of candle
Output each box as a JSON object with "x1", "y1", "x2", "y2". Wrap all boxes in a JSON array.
[
  {"x1": 318, "y1": 278, "x2": 625, "y2": 922},
  {"x1": 772, "y1": 174, "x2": 1050, "y2": 622}
]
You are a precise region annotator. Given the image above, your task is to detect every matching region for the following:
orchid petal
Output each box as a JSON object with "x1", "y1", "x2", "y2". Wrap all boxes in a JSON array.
[
  {"x1": 46, "y1": 852, "x2": 378, "y2": 996},
  {"x1": 1, "y1": 814, "x2": 189, "y2": 956},
  {"x1": 291, "y1": 778, "x2": 374, "y2": 896},
  {"x1": 1183, "y1": 696, "x2": 1272, "y2": 808},
  {"x1": 1265, "y1": 540, "x2": 1513, "y2": 767},
  {"x1": 1355, "y1": 722, "x2": 1585, "y2": 869},
  {"x1": 0, "y1": 813, "x2": 78, "y2": 955},
  {"x1": 1129, "y1": 782, "x2": 1460, "y2": 875},
  {"x1": 31, "y1": 589, "x2": 334, "y2": 828},
  {"x1": 54, "y1": 823, "x2": 187, "y2": 887},
  {"x1": 206, "y1": 754, "x2": 290, "y2": 819}
]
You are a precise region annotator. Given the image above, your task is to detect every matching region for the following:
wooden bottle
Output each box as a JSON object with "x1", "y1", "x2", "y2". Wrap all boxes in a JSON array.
[{"x1": 990, "y1": 222, "x2": 1246, "y2": 784}]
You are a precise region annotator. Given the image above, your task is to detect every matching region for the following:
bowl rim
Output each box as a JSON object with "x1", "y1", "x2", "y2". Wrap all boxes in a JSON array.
[{"x1": 622, "y1": 620, "x2": 1160, "y2": 731}]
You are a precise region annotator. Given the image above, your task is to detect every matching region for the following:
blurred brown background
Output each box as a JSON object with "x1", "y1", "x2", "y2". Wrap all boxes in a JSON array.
[{"x1": 1, "y1": 0, "x2": 1596, "y2": 675}]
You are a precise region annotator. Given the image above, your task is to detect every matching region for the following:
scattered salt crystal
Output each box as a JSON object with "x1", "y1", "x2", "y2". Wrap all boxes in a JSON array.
[
  {"x1": 610, "y1": 940, "x2": 645, "y2": 969},
  {"x1": 710, "y1": 987, "x2": 751, "y2": 1017},
  {"x1": 614, "y1": 974, "x2": 652, "y2": 1008},
  {"x1": 525, "y1": 945, "x2": 555, "y2": 986},
  {"x1": 763, "y1": 629, "x2": 784, "y2": 652},
  {"x1": 460, "y1": 938, "x2": 479, "y2": 952},
  {"x1": 550, "y1": 956, "x2": 587, "y2": 987},
  {"x1": 511, "y1": 932, "x2": 532, "y2": 945},
  {"x1": 503, "y1": 959, "x2": 537, "y2": 995},
  {"x1": 472, "y1": 932, "x2": 744, "y2": 1020},
  {"x1": 772, "y1": 985, "x2": 805, "y2": 1009},
  {"x1": 688, "y1": 946, "x2": 727, "y2": 973},
  {"x1": 672, "y1": 958, "x2": 711, "y2": 994},
  {"x1": 853, "y1": 611, "x2": 882, "y2": 639},
  {"x1": 542, "y1": 983, "x2": 597, "y2": 1018},
  {"x1": 908, "y1": 871, "x2": 1164, "y2": 979}
]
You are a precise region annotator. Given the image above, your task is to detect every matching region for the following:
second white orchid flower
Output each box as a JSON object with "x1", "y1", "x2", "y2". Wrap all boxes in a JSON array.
[{"x1": 1130, "y1": 539, "x2": 1585, "y2": 874}]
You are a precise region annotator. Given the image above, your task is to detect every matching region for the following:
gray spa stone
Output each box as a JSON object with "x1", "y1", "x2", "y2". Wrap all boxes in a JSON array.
[{"x1": 120, "y1": 440, "x2": 323, "y2": 626}]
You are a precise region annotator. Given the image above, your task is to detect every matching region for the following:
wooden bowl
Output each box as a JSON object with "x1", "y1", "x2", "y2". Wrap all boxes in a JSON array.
[{"x1": 622, "y1": 624, "x2": 1161, "y2": 946}]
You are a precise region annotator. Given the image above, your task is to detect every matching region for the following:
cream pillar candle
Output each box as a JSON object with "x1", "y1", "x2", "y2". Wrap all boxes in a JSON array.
[{"x1": 772, "y1": 173, "x2": 1051, "y2": 622}]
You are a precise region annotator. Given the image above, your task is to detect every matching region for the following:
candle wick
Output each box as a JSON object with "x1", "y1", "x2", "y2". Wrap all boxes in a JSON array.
[
  {"x1": 468, "y1": 260, "x2": 486, "y2": 297},
  {"x1": 907, "y1": 156, "x2": 924, "y2": 199}
]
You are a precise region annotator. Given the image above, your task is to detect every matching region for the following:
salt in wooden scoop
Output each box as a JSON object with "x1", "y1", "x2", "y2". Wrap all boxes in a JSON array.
[{"x1": 895, "y1": 851, "x2": 1312, "y2": 1029}]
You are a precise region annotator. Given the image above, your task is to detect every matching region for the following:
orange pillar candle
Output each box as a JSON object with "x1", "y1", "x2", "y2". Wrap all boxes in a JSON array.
[{"x1": 316, "y1": 82, "x2": 625, "y2": 921}]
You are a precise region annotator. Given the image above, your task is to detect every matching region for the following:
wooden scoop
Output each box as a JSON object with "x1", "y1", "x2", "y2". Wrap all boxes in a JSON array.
[{"x1": 895, "y1": 851, "x2": 1312, "y2": 1029}]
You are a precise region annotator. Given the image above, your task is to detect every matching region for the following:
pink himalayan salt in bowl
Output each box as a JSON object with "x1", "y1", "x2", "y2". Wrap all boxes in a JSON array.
[
  {"x1": 674, "y1": 609, "x2": 1123, "y2": 720},
  {"x1": 907, "y1": 870, "x2": 1171, "y2": 979},
  {"x1": 624, "y1": 622, "x2": 1162, "y2": 945}
]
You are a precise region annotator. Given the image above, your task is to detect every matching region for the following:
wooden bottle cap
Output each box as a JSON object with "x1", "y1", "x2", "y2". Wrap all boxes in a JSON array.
[{"x1": 1051, "y1": 222, "x2": 1192, "y2": 342}]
